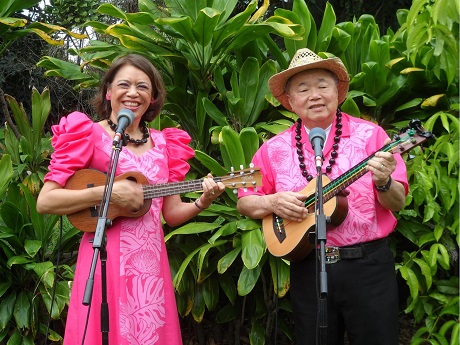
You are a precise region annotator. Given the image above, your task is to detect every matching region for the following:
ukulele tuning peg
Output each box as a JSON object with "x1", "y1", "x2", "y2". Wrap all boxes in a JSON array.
[
  {"x1": 240, "y1": 165, "x2": 244, "y2": 170},
  {"x1": 233, "y1": 189, "x2": 238, "y2": 194},
  {"x1": 230, "y1": 166, "x2": 235, "y2": 177},
  {"x1": 243, "y1": 188, "x2": 247, "y2": 192}
]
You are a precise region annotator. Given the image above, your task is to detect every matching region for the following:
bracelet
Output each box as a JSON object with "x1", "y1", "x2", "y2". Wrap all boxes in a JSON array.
[
  {"x1": 375, "y1": 176, "x2": 392, "y2": 192},
  {"x1": 194, "y1": 198, "x2": 207, "y2": 211}
]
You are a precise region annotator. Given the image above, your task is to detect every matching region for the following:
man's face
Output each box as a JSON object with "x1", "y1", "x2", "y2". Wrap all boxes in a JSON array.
[{"x1": 287, "y1": 68, "x2": 339, "y2": 129}]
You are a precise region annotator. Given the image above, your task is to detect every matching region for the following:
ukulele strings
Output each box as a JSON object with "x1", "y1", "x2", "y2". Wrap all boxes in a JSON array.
[{"x1": 302, "y1": 138, "x2": 402, "y2": 210}]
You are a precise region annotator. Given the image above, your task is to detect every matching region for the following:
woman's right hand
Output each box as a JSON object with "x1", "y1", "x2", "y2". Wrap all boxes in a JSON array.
[{"x1": 111, "y1": 179, "x2": 144, "y2": 212}]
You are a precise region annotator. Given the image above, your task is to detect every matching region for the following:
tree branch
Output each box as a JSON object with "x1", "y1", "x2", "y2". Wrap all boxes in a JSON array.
[{"x1": 0, "y1": 88, "x2": 21, "y2": 140}]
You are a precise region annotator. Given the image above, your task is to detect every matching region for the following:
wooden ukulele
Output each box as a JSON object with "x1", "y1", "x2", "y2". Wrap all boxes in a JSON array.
[
  {"x1": 263, "y1": 119, "x2": 435, "y2": 262},
  {"x1": 65, "y1": 166, "x2": 262, "y2": 232}
]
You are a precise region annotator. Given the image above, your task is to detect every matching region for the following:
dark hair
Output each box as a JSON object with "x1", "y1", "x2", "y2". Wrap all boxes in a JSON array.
[{"x1": 93, "y1": 54, "x2": 166, "y2": 122}]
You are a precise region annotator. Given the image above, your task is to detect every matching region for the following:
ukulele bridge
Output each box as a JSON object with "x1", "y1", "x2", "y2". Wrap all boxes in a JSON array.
[{"x1": 273, "y1": 215, "x2": 286, "y2": 242}]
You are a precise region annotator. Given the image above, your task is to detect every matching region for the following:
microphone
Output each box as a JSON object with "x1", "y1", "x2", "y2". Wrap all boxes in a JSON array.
[
  {"x1": 309, "y1": 127, "x2": 327, "y2": 169},
  {"x1": 112, "y1": 109, "x2": 135, "y2": 145}
]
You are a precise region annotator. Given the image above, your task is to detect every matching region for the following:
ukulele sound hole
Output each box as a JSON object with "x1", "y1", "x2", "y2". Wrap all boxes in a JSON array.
[{"x1": 273, "y1": 215, "x2": 286, "y2": 243}]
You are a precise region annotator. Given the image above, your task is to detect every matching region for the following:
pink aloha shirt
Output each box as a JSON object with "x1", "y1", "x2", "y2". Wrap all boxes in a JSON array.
[
  {"x1": 238, "y1": 112, "x2": 408, "y2": 247},
  {"x1": 45, "y1": 112, "x2": 194, "y2": 345}
]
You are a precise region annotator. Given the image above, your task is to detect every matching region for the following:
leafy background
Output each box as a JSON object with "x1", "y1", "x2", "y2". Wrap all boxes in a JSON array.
[{"x1": 0, "y1": 0, "x2": 458, "y2": 344}]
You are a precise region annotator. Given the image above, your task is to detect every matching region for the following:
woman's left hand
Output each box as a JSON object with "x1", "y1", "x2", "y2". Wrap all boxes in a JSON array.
[{"x1": 199, "y1": 173, "x2": 226, "y2": 207}]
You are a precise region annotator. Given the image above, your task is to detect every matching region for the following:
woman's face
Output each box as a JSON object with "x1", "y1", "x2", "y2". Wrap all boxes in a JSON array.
[
  {"x1": 287, "y1": 68, "x2": 339, "y2": 129},
  {"x1": 106, "y1": 64, "x2": 153, "y2": 121}
]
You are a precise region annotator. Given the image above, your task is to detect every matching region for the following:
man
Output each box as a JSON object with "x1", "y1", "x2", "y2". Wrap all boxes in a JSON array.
[{"x1": 237, "y1": 48, "x2": 408, "y2": 344}]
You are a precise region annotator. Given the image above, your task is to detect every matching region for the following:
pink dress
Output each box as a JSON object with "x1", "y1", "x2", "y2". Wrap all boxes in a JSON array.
[{"x1": 44, "y1": 112, "x2": 194, "y2": 345}]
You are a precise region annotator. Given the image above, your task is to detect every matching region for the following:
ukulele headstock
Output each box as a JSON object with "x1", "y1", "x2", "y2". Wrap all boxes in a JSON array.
[
  {"x1": 391, "y1": 119, "x2": 435, "y2": 155},
  {"x1": 220, "y1": 164, "x2": 263, "y2": 193}
]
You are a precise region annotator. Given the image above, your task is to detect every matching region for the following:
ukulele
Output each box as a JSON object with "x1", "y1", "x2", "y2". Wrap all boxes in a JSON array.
[
  {"x1": 65, "y1": 166, "x2": 262, "y2": 232},
  {"x1": 263, "y1": 119, "x2": 435, "y2": 262}
]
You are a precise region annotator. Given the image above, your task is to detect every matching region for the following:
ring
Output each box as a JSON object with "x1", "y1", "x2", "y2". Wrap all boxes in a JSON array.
[
  {"x1": 380, "y1": 164, "x2": 384, "y2": 171},
  {"x1": 211, "y1": 191, "x2": 215, "y2": 195}
]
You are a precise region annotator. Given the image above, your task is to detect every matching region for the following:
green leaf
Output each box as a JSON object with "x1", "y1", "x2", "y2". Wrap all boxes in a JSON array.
[
  {"x1": 0, "y1": 155, "x2": 13, "y2": 199},
  {"x1": 202, "y1": 98, "x2": 228, "y2": 126},
  {"x1": 269, "y1": 256, "x2": 290, "y2": 298},
  {"x1": 155, "y1": 16, "x2": 196, "y2": 42},
  {"x1": 0, "y1": 292, "x2": 16, "y2": 329},
  {"x1": 31, "y1": 87, "x2": 51, "y2": 147},
  {"x1": 40, "y1": 281, "x2": 70, "y2": 319},
  {"x1": 197, "y1": 240, "x2": 226, "y2": 282},
  {"x1": 202, "y1": 276, "x2": 219, "y2": 311},
  {"x1": 24, "y1": 239, "x2": 42, "y2": 258},
  {"x1": 316, "y1": 2, "x2": 336, "y2": 51},
  {"x1": 212, "y1": 0, "x2": 257, "y2": 51},
  {"x1": 33, "y1": 261, "x2": 55, "y2": 289},
  {"x1": 97, "y1": 3, "x2": 127, "y2": 20},
  {"x1": 237, "y1": 264, "x2": 261, "y2": 296},
  {"x1": 193, "y1": 7, "x2": 220, "y2": 46},
  {"x1": 194, "y1": 150, "x2": 228, "y2": 177},
  {"x1": 164, "y1": 222, "x2": 220, "y2": 242},
  {"x1": 239, "y1": 57, "x2": 259, "y2": 124},
  {"x1": 398, "y1": 266, "x2": 419, "y2": 300},
  {"x1": 208, "y1": 222, "x2": 237, "y2": 244},
  {"x1": 37, "y1": 56, "x2": 91, "y2": 82},
  {"x1": 436, "y1": 243, "x2": 451, "y2": 270},
  {"x1": 237, "y1": 218, "x2": 261, "y2": 231},
  {"x1": 221, "y1": 126, "x2": 246, "y2": 169},
  {"x1": 13, "y1": 291, "x2": 30, "y2": 329},
  {"x1": 217, "y1": 247, "x2": 241, "y2": 274},
  {"x1": 215, "y1": 302, "x2": 238, "y2": 323},
  {"x1": 249, "y1": 321, "x2": 265, "y2": 345},
  {"x1": 218, "y1": 272, "x2": 237, "y2": 305},
  {"x1": 191, "y1": 285, "x2": 205, "y2": 322},
  {"x1": 0, "y1": 280, "x2": 12, "y2": 299},
  {"x1": 413, "y1": 258, "x2": 433, "y2": 289},
  {"x1": 241, "y1": 229, "x2": 264, "y2": 269},
  {"x1": 7, "y1": 256, "x2": 34, "y2": 268}
]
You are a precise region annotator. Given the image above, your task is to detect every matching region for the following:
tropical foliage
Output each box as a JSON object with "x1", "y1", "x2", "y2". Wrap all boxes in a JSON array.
[
  {"x1": 0, "y1": 0, "x2": 458, "y2": 344},
  {"x1": 0, "y1": 2, "x2": 82, "y2": 343},
  {"x1": 0, "y1": 88, "x2": 80, "y2": 344}
]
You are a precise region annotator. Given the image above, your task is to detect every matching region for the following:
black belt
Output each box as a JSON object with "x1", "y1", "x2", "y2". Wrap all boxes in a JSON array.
[{"x1": 323, "y1": 238, "x2": 388, "y2": 264}]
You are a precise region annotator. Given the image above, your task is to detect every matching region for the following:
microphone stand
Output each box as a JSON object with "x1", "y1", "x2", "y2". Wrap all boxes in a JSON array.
[
  {"x1": 314, "y1": 162, "x2": 328, "y2": 345},
  {"x1": 82, "y1": 135, "x2": 126, "y2": 345}
]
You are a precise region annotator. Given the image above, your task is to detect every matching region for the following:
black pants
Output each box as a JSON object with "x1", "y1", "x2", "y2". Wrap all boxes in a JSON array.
[{"x1": 290, "y1": 239, "x2": 399, "y2": 345}]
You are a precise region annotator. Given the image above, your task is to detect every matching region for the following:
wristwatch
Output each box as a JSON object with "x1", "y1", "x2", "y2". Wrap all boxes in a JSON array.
[{"x1": 375, "y1": 176, "x2": 392, "y2": 192}]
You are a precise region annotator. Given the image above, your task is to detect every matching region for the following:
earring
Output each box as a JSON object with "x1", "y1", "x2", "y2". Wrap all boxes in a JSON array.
[
  {"x1": 106, "y1": 93, "x2": 111, "y2": 100},
  {"x1": 150, "y1": 98, "x2": 155, "y2": 105}
]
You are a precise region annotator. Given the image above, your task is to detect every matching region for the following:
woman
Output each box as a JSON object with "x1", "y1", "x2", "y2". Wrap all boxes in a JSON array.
[{"x1": 37, "y1": 54, "x2": 224, "y2": 344}]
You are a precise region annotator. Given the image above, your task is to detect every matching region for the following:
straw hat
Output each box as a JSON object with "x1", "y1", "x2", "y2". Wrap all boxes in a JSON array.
[{"x1": 269, "y1": 48, "x2": 350, "y2": 111}]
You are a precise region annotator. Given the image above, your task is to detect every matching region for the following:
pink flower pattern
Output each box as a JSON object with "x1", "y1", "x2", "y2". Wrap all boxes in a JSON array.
[
  {"x1": 240, "y1": 113, "x2": 408, "y2": 247},
  {"x1": 46, "y1": 112, "x2": 191, "y2": 345}
]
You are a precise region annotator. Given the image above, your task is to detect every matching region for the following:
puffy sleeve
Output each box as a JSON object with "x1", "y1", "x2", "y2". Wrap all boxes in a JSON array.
[
  {"x1": 163, "y1": 127, "x2": 195, "y2": 182},
  {"x1": 44, "y1": 112, "x2": 96, "y2": 186}
]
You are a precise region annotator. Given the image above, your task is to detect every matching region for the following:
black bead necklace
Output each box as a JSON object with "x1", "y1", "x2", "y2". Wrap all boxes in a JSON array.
[
  {"x1": 295, "y1": 109, "x2": 343, "y2": 181},
  {"x1": 107, "y1": 118, "x2": 150, "y2": 146}
]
